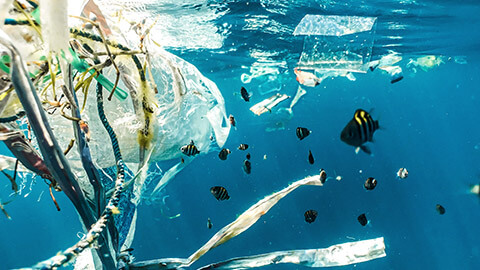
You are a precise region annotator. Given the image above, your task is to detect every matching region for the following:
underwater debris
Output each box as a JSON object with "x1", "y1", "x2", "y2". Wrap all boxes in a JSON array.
[
  {"x1": 249, "y1": 93, "x2": 290, "y2": 116},
  {"x1": 294, "y1": 68, "x2": 321, "y2": 87},
  {"x1": 470, "y1": 184, "x2": 480, "y2": 197},
  {"x1": 288, "y1": 85, "x2": 307, "y2": 113},
  {"x1": 0, "y1": 201, "x2": 11, "y2": 220},
  {"x1": 196, "y1": 237, "x2": 386, "y2": 269},
  {"x1": 129, "y1": 175, "x2": 386, "y2": 269}
]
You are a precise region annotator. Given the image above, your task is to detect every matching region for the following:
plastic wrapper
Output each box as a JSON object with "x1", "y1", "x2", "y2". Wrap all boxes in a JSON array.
[
  {"x1": 197, "y1": 237, "x2": 386, "y2": 269},
  {"x1": 295, "y1": 15, "x2": 377, "y2": 76},
  {"x1": 249, "y1": 93, "x2": 289, "y2": 116}
]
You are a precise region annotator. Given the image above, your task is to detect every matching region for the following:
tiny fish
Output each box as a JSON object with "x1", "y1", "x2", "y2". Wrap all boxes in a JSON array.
[
  {"x1": 207, "y1": 218, "x2": 213, "y2": 229},
  {"x1": 181, "y1": 140, "x2": 200, "y2": 156},
  {"x1": 246, "y1": 153, "x2": 251, "y2": 160},
  {"x1": 304, "y1": 209, "x2": 318, "y2": 223},
  {"x1": 238, "y1": 144, "x2": 249, "y2": 150},
  {"x1": 296, "y1": 127, "x2": 311, "y2": 140},
  {"x1": 229, "y1": 114, "x2": 236, "y2": 127},
  {"x1": 364, "y1": 177, "x2": 377, "y2": 190},
  {"x1": 340, "y1": 109, "x2": 379, "y2": 155},
  {"x1": 308, "y1": 150, "x2": 314, "y2": 165},
  {"x1": 243, "y1": 160, "x2": 251, "y2": 174},
  {"x1": 263, "y1": 154, "x2": 267, "y2": 160},
  {"x1": 218, "y1": 148, "x2": 231, "y2": 161},
  {"x1": 210, "y1": 186, "x2": 230, "y2": 201},
  {"x1": 319, "y1": 169, "x2": 327, "y2": 184},
  {"x1": 397, "y1": 168, "x2": 408, "y2": 179},
  {"x1": 436, "y1": 204, "x2": 446, "y2": 215},
  {"x1": 240, "y1": 86, "x2": 251, "y2": 102},
  {"x1": 357, "y1": 213, "x2": 368, "y2": 226}
]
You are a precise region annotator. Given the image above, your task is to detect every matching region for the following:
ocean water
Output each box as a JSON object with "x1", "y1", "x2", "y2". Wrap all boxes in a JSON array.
[{"x1": 1, "y1": 0, "x2": 480, "y2": 269}]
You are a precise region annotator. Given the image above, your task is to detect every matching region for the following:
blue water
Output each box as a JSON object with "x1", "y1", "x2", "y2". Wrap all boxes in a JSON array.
[{"x1": 1, "y1": 0, "x2": 480, "y2": 269}]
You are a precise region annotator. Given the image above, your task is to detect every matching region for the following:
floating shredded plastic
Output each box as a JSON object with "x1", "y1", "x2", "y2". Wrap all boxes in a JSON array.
[{"x1": 293, "y1": 15, "x2": 377, "y2": 36}]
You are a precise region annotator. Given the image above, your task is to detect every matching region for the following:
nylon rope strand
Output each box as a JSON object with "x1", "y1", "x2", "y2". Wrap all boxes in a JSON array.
[{"x1": 29, "y1": 82, "x2": 126, "y2": 270}]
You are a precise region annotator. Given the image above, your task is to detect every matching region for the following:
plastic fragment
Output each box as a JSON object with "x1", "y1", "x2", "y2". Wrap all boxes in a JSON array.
[{"x1": 196, "y1": 237, "x2": 386, "y2": 269}]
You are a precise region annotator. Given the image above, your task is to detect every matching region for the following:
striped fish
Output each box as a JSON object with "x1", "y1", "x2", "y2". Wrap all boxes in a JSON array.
[
  {"x1": 181, "y1": 140, "x2": 200, "y2": 156},
  {"x1": 210, "y1": 186, "x2": 230, "y2": 201},
  {"x1": 340, "y1": 109, "x2": 379, "y2": 154},
  {"x1": 296, "y1": 127, "x2": 311, "y2": 140}
]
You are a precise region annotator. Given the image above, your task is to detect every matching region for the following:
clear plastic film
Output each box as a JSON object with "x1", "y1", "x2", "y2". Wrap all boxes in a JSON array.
[
  {"x1": 197, "y1": 237, "x2": 386, "y2": 269},
  {"x1": 295, "y1": 15, "x2": 377, "y2": 76}
]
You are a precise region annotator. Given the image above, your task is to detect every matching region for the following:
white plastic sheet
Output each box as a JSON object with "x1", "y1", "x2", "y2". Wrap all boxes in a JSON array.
[{"x1": 197, "y1": 237, "x2": 386, "y2": 269}]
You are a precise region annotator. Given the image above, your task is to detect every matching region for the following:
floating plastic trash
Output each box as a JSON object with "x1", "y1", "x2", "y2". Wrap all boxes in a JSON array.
[
  {"x1": 293, "y1": 15, "x2": 377, "y2": 36},
  {"x1": 250, "y1": 93, "x2": 290, "y2": 116},
  {"x1": 295, "y1": 15, "x2": 377, "y2": 75}
]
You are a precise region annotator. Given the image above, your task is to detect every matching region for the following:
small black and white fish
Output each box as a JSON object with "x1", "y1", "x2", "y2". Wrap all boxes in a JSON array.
[
  {"x1": 296, "y1": 127, "x2": 311, "y2": 140},
  {"x1": 240, "y1": 86, "x2": 251, "y2": 102},
  {"x1": 397, "y1": 168, "x2": 408, "y2": 179},
  {"x1": 364, "y1": 177, "x2": 377, "y2": 190},
  {"x1": 436, "y1": 204, "x2": 446, "y2": 215},
  {"x1": 181, "y1": 140, "x2": 200, "y2": 156},
  {"x1": 238, "y1": 144, "x2": 249, "y2": 150},
  {"x1": 357, "y1": 213, "x2": 368, "y2": 226},
  {"x1": 207, "y1": 218, "x2": 213, "y2": 229},
  {"x1": 319, "y1": 169, "x2": 327, "y2": 184},
  {"x1": 304, "y1": 210, "x2": 318, "y2": 223},
  {"x1": 308, "y1": 150, "x2": 314, "y2": 165},
  {"x1": 210, "y1": 186, "x2": 230, "y2": 201},
  {"x1": 218, "y1": 148, "x2": 231, "y2": 160},
  {"x1": 340, "y1": 109, "x2": 379, "y2": 155},
  {"x1": 246, "y1": 153, "x2": 251, "y2": 160},
  {"x1": 229, "y1": 114, "x2": 236, "y2": 127},
  {"x1": 243, "y1": 159, "x2": 251, "y2": 174}
]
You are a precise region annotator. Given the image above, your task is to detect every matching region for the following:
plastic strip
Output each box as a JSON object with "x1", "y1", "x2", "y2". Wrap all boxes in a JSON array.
[
  {"x1": 197, "y1": 237, "x2": 386, "y2": 269},
  {"x1": 249, "y1": 93, "x2": 290, "y2": 116},
  {"x1": 129, "y1": 175, "x2": 323, "y2": 269}
]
